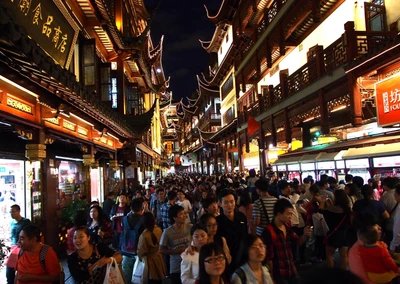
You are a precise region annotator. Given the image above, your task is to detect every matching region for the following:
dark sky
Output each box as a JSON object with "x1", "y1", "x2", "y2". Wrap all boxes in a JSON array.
[{"x1": 150, "y1": 0, "x2": 222, "y2": 102}]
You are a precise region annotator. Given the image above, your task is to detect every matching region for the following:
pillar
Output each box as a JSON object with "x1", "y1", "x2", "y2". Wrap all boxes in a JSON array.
[{"x1": 348, "y1": 73, "x2": 363, "y2": 126}]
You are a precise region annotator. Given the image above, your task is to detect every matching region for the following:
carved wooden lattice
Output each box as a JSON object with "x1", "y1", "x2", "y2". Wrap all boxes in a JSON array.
[
  {"x1": 290, "y1": 106, "x2": 321, "y2": 128},
  {"x1": 327, "y1": 94, "x2": 351, "y2": 112},
  {"x1": 323, "y1": 37, "x2": 347, "y2": 73},
  {"x1": 287, "y1": 60, "x2": 317, "y2": 96},
  {"x1": 273, "y1": 85, "x2": 282, "y2": 105}
]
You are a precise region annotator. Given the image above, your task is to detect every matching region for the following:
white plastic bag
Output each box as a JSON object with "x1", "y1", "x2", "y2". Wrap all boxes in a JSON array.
[
  {"x1": 104, "y1": 257, "x2": 125, "y2": 284},
  {"x1": 132, "y1": 256, "x2": 148, "y2": 284}
]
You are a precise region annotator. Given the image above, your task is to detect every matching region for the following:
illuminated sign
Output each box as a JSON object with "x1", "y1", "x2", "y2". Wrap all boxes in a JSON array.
[
  {"x1": 63, "y1": 120, "x2": 75, "y2": 131},
  {"x1": 111, "y1": 78, "x2": 117, "y2": 109},
  {"x1": 107, "y1": 140, "x2": 114, "y2": 147},
  {"x1": 77, "y1": 126, "x2": 88, "y2": 136},
  {"x1": 46, "y1": 118, "x2": 59, "y2": 125},
  {"x1": 7, "y1": 97, "x2": 32, "y2": 114},
  {"x1": 2, "y1": 0, "x2": 78, "y2": 68},
  {"x1": 375, "y1": 74, "x2": 400, "y2": 127}
]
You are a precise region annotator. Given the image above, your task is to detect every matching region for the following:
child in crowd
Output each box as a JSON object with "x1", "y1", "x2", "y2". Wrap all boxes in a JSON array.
[{"x1": 358, "y1": 226, "x2": 399, "y2": 283}]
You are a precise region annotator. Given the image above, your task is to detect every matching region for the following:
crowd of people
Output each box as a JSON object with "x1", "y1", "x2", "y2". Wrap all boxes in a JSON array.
[{"x1": 4, "y1": 171, "x2": 400, "y2": 284}]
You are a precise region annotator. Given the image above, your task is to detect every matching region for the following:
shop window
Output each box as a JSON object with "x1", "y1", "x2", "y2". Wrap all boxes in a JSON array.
[
  {"x1": 81, "y1": 39, "x2": 98, "y2": 93},
  {"x1": 100, "y1": 63, "x2": 111, "y2": 101}
]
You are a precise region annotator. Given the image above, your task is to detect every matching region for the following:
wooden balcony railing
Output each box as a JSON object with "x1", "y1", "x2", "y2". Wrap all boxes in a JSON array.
[
  {"x1": 199, "y1": 111, "x2": 221, "y2": 130},
  {"x1": 238, "y1": 22, "x2": 396, "y2": 127}
]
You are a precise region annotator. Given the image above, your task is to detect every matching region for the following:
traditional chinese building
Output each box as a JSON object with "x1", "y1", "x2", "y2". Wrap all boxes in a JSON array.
[{"x1": 0, "y1": 0, "x2": 169, "y2": 251}]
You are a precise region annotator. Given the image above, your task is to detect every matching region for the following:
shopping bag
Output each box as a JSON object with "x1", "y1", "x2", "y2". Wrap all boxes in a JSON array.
[
  {"x1": 103, "y1": 257, "x2": 125, "y2": 284},
  {"x1": 4, "y1": 245, "x2": 20, "y2": 268},
  {"x1": 131, "y1": 256, "x2": 148, "y2": 284}
]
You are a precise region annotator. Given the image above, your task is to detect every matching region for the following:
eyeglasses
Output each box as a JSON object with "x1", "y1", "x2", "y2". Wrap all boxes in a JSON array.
[
  {"x1": 204, "y1": 255, "x2": 226, "y2": 264},
  {"x1": 250, "y1": 244, "x2": 267, "y2": 250},
  {"x1": 206, "y1": 223, "x2": 217, "y2": 228}
]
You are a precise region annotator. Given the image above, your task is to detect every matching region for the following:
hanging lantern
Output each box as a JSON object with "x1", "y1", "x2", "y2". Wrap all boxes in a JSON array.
[
  {"x1": 82, "y1": 154, "x2": 95, "y2": 166},
  {"x1": 109, "y1": 160, "x2": 119, "y2": 171}
]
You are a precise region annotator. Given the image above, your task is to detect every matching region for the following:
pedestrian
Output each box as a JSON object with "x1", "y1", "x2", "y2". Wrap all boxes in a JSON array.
[
  {"x1": 87, "y1": 205, "x2": 113, "y2": 245},
  {"x1": 5, "y1": 204, "x2": 31, "y2": 284},
  {"x1": 68, "y1": 226, "x2": 122, "y2": 283},
  {"x1": 109, "y1": 192, "x2": 130, "y2": 250},
  {"x1": 102, "y1": 191, "x2": 115, "y2": 220},
  {"x1": 197, "y1": 242, "x2": 229, "y2": 284},
  {"x1": 15, "y1": 224, "x2": 61, "y2": 283}
]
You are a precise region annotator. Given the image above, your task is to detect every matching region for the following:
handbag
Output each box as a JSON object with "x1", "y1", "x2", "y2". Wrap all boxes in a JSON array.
[
  {"x1": 132, "y1": 256, "x2": 148, "y2": 284},
  {"x1": 323, "y1": 214, "x2": 347, "y2": 244},
  {"x1": 103, "y1": 257, "x2": 125, "y2": 284}
]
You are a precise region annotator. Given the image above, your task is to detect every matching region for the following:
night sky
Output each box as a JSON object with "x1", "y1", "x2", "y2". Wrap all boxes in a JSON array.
[{"x1": 150, "y1": 0, "x2": 222, "y2": 102}]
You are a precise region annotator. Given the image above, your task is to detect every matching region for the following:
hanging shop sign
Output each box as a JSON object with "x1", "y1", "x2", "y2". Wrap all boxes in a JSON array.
[
  {"x1": 2, "y1": 0, "x2": 79, "y2": 68},
  {"x1": 375, "y1": 73, "x2": 400, "y2": 127}
]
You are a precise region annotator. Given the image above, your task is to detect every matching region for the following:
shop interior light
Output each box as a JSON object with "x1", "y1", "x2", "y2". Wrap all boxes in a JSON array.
[
  {"x1": 0, "y1": 75, "x2": 39, "y2": 98},
  {"x1": 0, "y1": 121, "x2": 12, "y2": 127},
  {"x1": 55, "y1": 156, "x2": 83, "y2": 162},
  {"x1": 303, "y1": 116, "x2": 314, "y2": 122}
]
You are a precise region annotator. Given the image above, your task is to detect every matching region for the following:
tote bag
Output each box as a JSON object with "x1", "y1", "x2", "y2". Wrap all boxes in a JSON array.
[
  {"x1": 132, "y1": 256, "x2": 148, "y2": 284},
  {"x1": 103, "y1": 257, "x2": 125, "y2": 284}
]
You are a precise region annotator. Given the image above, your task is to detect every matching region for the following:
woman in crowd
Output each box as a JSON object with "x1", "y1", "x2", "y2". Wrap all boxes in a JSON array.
[
  {"x1": 367, "y1": 178, "x2": 380, "y2": 200},
  {"x1": 87, "y1": 205, "x2": 113, "y2": 245},
  {"x1": 137, "y1": 211, "x2": 166, "y2": 284},
  {"x1": 67, "y1": 226, "x2": 122, "y2": 283},
  {"x1": 199, "y1": 213, "x2": 232, "y2": 264},
  {"x1": 181, "y1": 224, "x2": 209, "y2": 284},
  {"x1": 345, "y1": 183, "x2": 359, "y2": 209},
  {"x1": 197, "y1": 242, "x2": 229, "y2": 284},
  {"x1": 238, "y1": 193, "x2": 255, "y2": 234},
  {"x1": 317, "y1": 190, "x2": 351, "y2": 269},
  {"x1": 231, "y1": 234, "x2": 273, "y2": 284}
]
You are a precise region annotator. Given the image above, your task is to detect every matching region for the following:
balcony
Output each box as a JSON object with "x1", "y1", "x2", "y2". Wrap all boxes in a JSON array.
[
  {"x1": 141, "y1": 132, "x2": 152, "y2": 147},
  {"x1": 186, "y1": 128, "x2": 200, "y2": 141},
  {"x1": 238, "y1": 24, "x2": 396, "y2": 127},
  {"x1": 198, "y1": 111, "x2": 221, "y2": 131}
]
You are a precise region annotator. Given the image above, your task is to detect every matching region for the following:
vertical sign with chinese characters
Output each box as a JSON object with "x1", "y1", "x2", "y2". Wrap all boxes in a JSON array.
[
  {"x1": 2, "y1": 0, "x2": 77, "y2": 68},
  {"x1": 375, "y1": 73, "x2": 400, "y2": 127}
]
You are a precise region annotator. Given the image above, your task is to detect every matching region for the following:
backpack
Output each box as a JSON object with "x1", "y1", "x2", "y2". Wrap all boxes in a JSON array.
[
  {"x1": 120, "y1": 216, "x2": 142, "y2": 256},
  {"x1": 234, "y1": 267, "x2": 247, "y2": 284},
  {"x1": 18, "y1": 244, "x2": 64, "y2": 284},
  {"x1": 264, "y1": 223, "x2": 277, "y2": 243}
]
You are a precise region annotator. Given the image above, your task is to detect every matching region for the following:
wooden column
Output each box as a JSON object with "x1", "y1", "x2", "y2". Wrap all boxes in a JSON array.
[
  {"x1": 344, "y1": 22, "x2": 357, "y2": 62},
  {"x1": 271, "y1": 116, "x2": 277, "y2": 147},
  {"x1": 279, "y1": 26, "x2": 286, "y2": 56},
  {"x1": 238, "y1": 134, "x2": 244, "y2": 171},
  {"x1": 302, "y1": 124, "x2": 311, "y2": 148},
  {"x1": 284, "y1": 108, "x2": 291, "y2": 144},
  {"x1": 259, "y1": 120, "x2": 266, "y2": 176},
  {"x1": 348, "y1": 73, "x2": 363, "y2": 126},
  {"x1": 280, "y1": 70, "x2": 289, "y2": 99},
  {"x1": 319, "y1": 90, "x2": 329, "y2": 134},
  {"x1": 266, "y1": 39, "x2": 272, "y2": 68},
  {"x1": 116, "y1": 57, "x2": 125, "y2": 114},
  {"x1": 268, "y1": 85, "x2": 275, "y2": 106}
]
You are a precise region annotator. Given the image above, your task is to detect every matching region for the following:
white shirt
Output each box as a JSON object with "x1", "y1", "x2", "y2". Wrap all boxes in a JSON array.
[
  {"x1": 280, "y1": 193, "x2": 300, "y2": 226},
  {"x1": 177, "y1": 199, "x2": 192, "y2": 223},
  {"x1": 231, "y1": 263, "x2": 273, "y2": 284},
  {"x1": 180, "y1": 251, "x2": 199, "y2": 284},
  {"x1": 390, "y1": 204, "x2": 400, "y2": 251}
]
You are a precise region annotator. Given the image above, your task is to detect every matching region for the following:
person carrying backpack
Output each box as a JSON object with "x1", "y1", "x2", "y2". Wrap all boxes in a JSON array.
[
  {"x1": 121, "y1": 198, "x2": 145, "y2": 283},
  {"x1": 15, "y1": 224, "x2": 61, "y2": 284}
]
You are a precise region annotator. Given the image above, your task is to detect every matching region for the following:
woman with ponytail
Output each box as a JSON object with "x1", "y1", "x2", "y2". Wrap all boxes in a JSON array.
[{"x1": 138, "y1": 211, "x2": 166, "y2": 284}]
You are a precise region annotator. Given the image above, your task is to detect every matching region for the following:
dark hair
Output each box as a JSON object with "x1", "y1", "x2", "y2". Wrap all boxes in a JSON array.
[
  {"x1": 22, "y1": 224, "x2": 41, "y2": 242},
  {"x1": 168, "y1": 205, "x2": 184, "y2": 224},
  {"x1": 353, "y1": 176, "x2": 364, "y2": 189},
  {"x1": 107, "y1": 192, "x2": 115, "y2": 197},
  {"x1": 361, "y1": 184, "x2": 374, "y2": 199},
  {"x1": 201, "y1": 198, "x2": 217, "y2": 211},
  {"x1": 320, "y1": 174, "x2": 328, "y2": 183},
  {"x1": 309, "y1": 184, "x2": 320, "y2": 196},
  {"x1": 358, "y1": 225, "x2": 379, "y2": 245},
  {"x1": 142, "y1": 211, "x2": 157, "y2": 245},
  {"x1": 249, "y1": 169, "x2": 256, "y2": 177},
  {"x1": 333, "y1": 190, "x2": 351, "y2": 214},
  {"x1": 199, "y1": 213, "x2": 216, "y2": 227},
  {"x1": 382, "y1": 177, "x2": 398, "y2": 189},
  {"x1": 345, "y1": 183, "x2": 359, "y2": 198},
  {"x1": 277, "y1": 180, "x2": 289, "y2": 190},
  {"x1": 74, "y1": 226, "x2": 92, "y2": 243},
  {"x1": 191, "y1": 223, "x2": 208, "y2": 236},
  {"x1": 198, "y1": 242, "x2": 227, "y2": 284},
  {"x1": 237, "y1": 234, "x2": 265, "y2": 267},
  {"x1": 273, "y1": 198, "x2": 293, "y2": 216},
  {"x1": 303, "y1": 178, "x2": 310, "y2": 184},
  {"x1": 345, "y1": 174, "x2": 353, "y2": 183},
  {"x1": 73, "y1": 210, "x2": 87, "y2": 227},
  {"x1": 255, "y1": 178, "x2": 269, "y2": 192},
  {"x1": 131, "y1": 198, "x2": 144, "y2": 212},
  {"x1": 239, "y1": 192, "x2": 251, "y2": 207},
  {"x1": 88, "y1": 205, "x2": 107, "y2": 226},
  {"x1": 368, "y1": 178, "x2": 378, "y2": 189},
  {"x1": 218, "y1": 189, "x2": 236, "y2": 203},
  {"x1": 167, "y1": 190, "x2": 177, "y2": 201},
  {"x1": 156, "y1": 188, "x2": 165, "y2": 194},
  {"x1": 11, "y1": 204, "x2": 21, "y2": 211},
  {"x1": 327, "y1": 176, "x2": 337, "y2": 185}
]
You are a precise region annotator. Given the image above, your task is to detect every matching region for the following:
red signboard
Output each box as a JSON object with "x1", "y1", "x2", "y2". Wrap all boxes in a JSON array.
[{"x1": 375, "y1": 74, "x2": 400, "y2": 127}]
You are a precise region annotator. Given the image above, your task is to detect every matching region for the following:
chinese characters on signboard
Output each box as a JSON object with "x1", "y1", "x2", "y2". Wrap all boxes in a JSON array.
[
  {"x1": 3, "y1": 0, "x2": 76, "y2": 68},
  {"x1": 375, "y1": 74, "x2": 400, "y2": 127}
]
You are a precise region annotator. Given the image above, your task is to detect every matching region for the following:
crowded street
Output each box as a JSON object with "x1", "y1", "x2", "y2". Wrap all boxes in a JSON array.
[{"x1": 1, "y1": 0, "x2": 400, "y2": 283}]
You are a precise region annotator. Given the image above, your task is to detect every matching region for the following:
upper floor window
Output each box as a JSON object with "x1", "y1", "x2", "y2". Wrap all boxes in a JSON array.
[{"x1": 365, "y1": 0, "x2": 387, "y2": 31}]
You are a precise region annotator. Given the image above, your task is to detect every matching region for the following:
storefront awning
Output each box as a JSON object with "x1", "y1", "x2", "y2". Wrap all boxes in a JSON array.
[
  {"x1": 300, "y1": 153, "x2": 321, "y2": 163},
  {"x1": 342, "y1": 142, "x2": 400, "y2": 159},
  {"x1": 275, "y1": 155, "x2": 301, "y2": 165},
  {"x1": 316, "y1": 151, "x2": 339, "y2": 161}
]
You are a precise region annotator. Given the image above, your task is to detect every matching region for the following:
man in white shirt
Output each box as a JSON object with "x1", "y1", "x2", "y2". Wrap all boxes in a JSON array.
[{"x1": 382, "y1": 177, "x2": 399, "y2": 245}]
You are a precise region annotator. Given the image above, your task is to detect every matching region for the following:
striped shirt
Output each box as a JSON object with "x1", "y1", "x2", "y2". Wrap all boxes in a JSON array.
[{"x1": 253, "y1": 196, "x2": 278, "y2": 236}]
